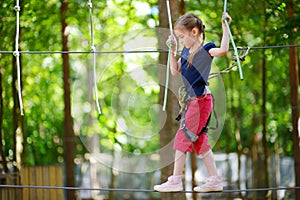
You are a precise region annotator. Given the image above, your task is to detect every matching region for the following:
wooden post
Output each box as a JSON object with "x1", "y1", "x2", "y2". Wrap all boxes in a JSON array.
[{"x1": 287, "y1": 1, "x2": 300, "y2": 199}]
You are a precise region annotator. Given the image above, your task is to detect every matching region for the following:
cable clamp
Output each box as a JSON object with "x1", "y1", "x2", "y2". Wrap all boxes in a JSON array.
[
  {"x1": 14, "y1": 5, "x2": 20, "y2": 12},
  {"x1": 13, "y1": 51, "x2": 20, "y2": 57},
  {"x1": 87, "y1": 2, "x2": 93, "y2": 8},
  {"x1": 90, "y1": 45, "x2": 96, "y2": 52}
]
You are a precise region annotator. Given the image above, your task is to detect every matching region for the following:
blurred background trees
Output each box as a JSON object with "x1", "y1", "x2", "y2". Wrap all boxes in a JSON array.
[{"x1": 0, "y1": 0, "x2": 299, "y2": 199}]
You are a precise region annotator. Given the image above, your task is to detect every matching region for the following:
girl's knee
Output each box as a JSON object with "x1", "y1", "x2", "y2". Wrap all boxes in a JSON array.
[{"x1": 201, "y1": 149, "x2": 212, "y2": 159}]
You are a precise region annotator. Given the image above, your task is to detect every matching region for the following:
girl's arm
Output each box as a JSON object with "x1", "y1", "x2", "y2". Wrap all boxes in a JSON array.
[
  {"x1": 209, "y1": 12, "x2": 232, "y2": 57},
  {"x1": 170, "y1": 55, "x2": 181, "y2": 76}
]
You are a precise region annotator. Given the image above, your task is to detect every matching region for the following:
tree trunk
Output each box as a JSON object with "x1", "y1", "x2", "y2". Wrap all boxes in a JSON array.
[
  {"x1": 158, "y1": 0, "x2": 184, "y2": 199},
  {"x1": 235, "y1": 84, "x2": 244, "y2": 198},
  {"x1": 260, "y1": 5, "x2": 270, "y2": 197},
  {"x1": 289, "y1": 43, "x2": 300, "y2": 200},
  {"x1": 0, "y1": 60, "x2": 8, "y2": 173},
  {"x1": 61, "y1": 0, "x2": 76, "y2": 199},
  {"x1": 250, "y1": 96, "x2": 261, "y2": 200},
  {"x1": 179, "y1": 0, "x2": 186, "y2": 15},
  {"x1": 12, "y1": 42, "x2": 24, "y2": 176},
  {"x1": 287, "y1": 3, "x2": 300, "y2": 199},
  {"x1": 251, "y1": 135, "x2": 258, "y2": 200},
  {"x1": 227, "y1": 70, "x2": 244, "y2": 197},
  {"x1": 261, "y1": 51, "x2": 270, "y2": 196},
  {"x1": 274, "y1": 138, "x2": 281, "y2": 200}
]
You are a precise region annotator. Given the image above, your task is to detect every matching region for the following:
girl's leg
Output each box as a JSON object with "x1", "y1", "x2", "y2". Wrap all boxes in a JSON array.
[
  {"x1": 202, "y1": 150, "x2": 218, "y2": 176},
  {"x1": 194, "y1": 150, "x2": 223, "y2": 192},
  {"x1": 153, "y1": 150, "x2": 186, "y2": 192},
  {"x1": 173, "y1": 150, "x2": 186, "y2": 175}
]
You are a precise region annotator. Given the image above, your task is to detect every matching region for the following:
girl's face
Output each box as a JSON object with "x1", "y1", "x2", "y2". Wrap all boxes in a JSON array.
[{"x1": 175, "y1": 27, "x2": 199, "y2": 48}]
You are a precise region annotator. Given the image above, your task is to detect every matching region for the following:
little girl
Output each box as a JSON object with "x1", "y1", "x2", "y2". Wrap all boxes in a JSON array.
[{"x1": 154, "y1": 12, "x2": 232, "y2": 192}]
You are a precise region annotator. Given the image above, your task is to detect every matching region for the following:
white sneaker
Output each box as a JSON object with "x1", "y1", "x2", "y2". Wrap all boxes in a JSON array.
[
  {"x1": 194, "y1": 176, "x2": 223, "y2": 192},
  {"x1": 154, "y1": 175, "x2": 183, "y2": 192}
]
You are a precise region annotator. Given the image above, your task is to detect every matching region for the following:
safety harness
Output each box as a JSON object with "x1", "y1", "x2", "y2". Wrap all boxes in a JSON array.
[{"x1": 176, "y1": 86, "x2": 218, "y2": 142}]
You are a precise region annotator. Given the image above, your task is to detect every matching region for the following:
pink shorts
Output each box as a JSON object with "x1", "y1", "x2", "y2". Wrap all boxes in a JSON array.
[{"x1": 173, "y1": 94, "x2": 213, "y2": 155}]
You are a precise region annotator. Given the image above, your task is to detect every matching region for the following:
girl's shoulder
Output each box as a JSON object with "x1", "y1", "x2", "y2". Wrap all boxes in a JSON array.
[{"x1": 203, "y1": 42, "x2": 216, "y2": 52}]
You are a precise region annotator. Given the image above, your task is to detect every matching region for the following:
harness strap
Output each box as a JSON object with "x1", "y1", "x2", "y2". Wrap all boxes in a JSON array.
[
  {"x1": 180, "y1": 109, "x2": 199, "y2": 142},
  {"x1": 200, "y1": 95, "x2": 218, "y2": 134},
  {"x1": 180, "y1": 95, "x2": 218, "y2": 142}
]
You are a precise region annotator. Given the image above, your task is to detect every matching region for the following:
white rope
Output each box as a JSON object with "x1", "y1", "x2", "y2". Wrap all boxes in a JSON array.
[
  {"x1": 223, "y1": 0, "x2": 243, "y2": 80},
  {"x1": 14, "y1": 0, "x2": 24, "y2": 116},
  {"x1": 87, "y1": 0, "x2": 101, "y2": 115},
  {"x1": 163, "y1": 0, "x2": 173, "y2": 111},
  {"x1": 166, "y1": 0, "x2": 173, "y2": 36},
  {"x1": 166, "y1": 0, "x2": 177, "y2": 57}
]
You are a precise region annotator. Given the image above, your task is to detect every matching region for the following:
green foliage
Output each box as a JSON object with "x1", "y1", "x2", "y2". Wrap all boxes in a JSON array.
[
  {"x1": 0, "y1": 0, "x2": 299, "y2": 168},
  {"x1": 186, "y1": 0, "x2": 299, "y2": 156}
]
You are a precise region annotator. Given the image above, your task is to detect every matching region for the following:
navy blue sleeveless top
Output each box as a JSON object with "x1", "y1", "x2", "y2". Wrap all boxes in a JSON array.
[{"x1": 180, "y1": 42, "x2": 216, "y2": 97}]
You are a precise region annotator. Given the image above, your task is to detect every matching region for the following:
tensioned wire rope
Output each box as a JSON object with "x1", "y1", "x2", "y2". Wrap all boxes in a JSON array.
[
  {"x1": 1, "y1": 44, "x2": 300, "y2": 55},
  {"x1": 4, "y1": 43, "x2": 298, "y2": 113},
  {"x1": 0, "y1": 184, "x2": 299, "y2": 194}
]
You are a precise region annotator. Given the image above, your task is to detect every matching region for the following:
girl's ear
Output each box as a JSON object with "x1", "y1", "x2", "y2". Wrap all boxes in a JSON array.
[{"x1": 191, "y1": 28, "x2": 199, "y2": 36}]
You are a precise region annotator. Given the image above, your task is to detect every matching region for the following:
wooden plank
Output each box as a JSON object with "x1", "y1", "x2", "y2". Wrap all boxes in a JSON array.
[
  {"x1": 36, "y1": 166, "x2": 43, "y2": 199},
  {"x1": 20, "y1": 166, "x2": 64, "y2": 200},
  {"x1": 49, "y1": 166, "x2": 56, "y2": 200},
  {"x1": 8, "y1": 174, "x2": 19, "y2": 200},
  {"x1": 42, "y1": 166, "x2": 50, "y2": 200},
  {"x1": 29, "y1": 167, "x2": 36, "y2": 200},
  {"x1": 55, "y1": 166, "x2": 64, "y2": 200},
  {"x1": 0, "y1": 188, "x2": 7, "y2": 200},
  {"x1": 8, "y1": 188, "x2": 12, "y2": 200},
  {"x1": 21, "y1": 167, "x2": 29, "y2": 200}
]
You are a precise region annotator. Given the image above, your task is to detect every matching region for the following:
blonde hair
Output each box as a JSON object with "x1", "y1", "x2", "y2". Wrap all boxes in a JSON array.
[{"x1": 175, "y1": 13, "x2": 206, "y2": 67}]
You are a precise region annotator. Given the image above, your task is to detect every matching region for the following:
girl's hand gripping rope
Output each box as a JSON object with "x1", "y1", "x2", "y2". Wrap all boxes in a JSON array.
[
  {"x1": 166, "y1": 35, "x2": 178, "y2": 56},
  {"x1": 222, "y1": 12, "x2": 232, "y2": 25}
]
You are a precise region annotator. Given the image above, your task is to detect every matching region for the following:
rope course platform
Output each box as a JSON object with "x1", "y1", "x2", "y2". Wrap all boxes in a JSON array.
[{"x1": 0, "y1": 184, "x2": 299, "y2": 194}]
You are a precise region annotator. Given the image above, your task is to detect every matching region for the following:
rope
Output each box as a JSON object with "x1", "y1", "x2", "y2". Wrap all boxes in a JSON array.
[
  {"x1": 235, "y1": 44, "x2": 300, "y2": 50},
  {"x1": 162, "y1": 0, "x2": 173, "y2": 111},
  {"x1": 166, "y1": 0, "x2": 173, "y2": 36},
  {"x1": 0, "y1": 44, "x2": 299, "y2": 55},
  {"x1": 13, "y1": 0, "x2": 24, "y2": 116},
  {"x1": 87, "y1": 0, "x2": 101, "y2": 115},
  {"x1": 223, "y1": 0, "x2": 243, "y2": 80},
  {"x1": 0, "y1": 184, "x2": 299, "y2": 193}
]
